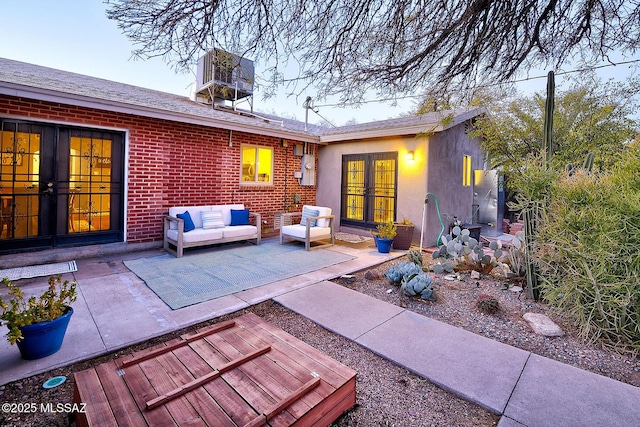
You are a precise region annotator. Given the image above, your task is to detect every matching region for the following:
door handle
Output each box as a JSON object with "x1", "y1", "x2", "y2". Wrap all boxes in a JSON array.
[{"x1": 43, "y1": 182, "x2": 54, "y2": 195}]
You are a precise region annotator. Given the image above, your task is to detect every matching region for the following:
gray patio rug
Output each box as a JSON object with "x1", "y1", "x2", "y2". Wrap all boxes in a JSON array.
[
  {"x1": 0, "y1": 260, "x2": 77, "y2": 281},
  {"x1": 124, "y1": 240, "x2": 355, "y2": 310}
]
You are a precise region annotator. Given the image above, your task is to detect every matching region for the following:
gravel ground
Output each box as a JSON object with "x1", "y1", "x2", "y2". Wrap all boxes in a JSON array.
[{"x1": 1, "y1": 252, "x2": 638, "y2": 426}]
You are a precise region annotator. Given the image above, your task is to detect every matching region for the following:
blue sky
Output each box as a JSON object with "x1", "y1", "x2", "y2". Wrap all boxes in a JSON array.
[{"x1": 1, "y1": 1, "x2": 638, "y2": 126}]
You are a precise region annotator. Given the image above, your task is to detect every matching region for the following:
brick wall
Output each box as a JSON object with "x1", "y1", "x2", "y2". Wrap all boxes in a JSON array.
[{"x1": 0, "y1": 95, "x2": 317, "y2": 243}]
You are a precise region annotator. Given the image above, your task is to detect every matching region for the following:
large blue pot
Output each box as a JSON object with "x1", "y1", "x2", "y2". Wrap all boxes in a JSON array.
[
  {"x1": 16, "y1": 307, "x2": 73, "y2": 360},
  {"x1": 375, "y1": 237, "x2": 394, "y2": 253}
]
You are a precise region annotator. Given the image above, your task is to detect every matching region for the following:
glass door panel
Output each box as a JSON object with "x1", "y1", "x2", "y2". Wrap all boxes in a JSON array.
[
  {"x1": 1, "y1": 127, "x2": 41, "y2": 239},
  {"x1": 68, "y1": 135, "x2": 112, "y2": 233},
  {"x1": 344, "y1": 159, "x2": 365, "y2": 221},
  {"x1": 341, "y1": 152, "x2": 397, "y2": 228}
]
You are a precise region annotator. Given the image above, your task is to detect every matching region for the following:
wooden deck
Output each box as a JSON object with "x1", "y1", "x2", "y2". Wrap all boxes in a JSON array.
[{"x1": 74, "y1": 313, "x2": 357, "y2": 426}]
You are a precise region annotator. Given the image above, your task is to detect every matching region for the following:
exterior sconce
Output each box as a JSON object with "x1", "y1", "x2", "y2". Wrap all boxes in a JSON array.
[{"x1": 406, "y1": 150, "x2": 415, "y2": 161}]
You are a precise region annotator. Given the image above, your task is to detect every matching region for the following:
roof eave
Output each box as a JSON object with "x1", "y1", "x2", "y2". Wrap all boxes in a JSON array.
[
  {"x1": 0, "y1": 82, "x2": 321, "y2": 143},
  {"x1": 319, "y1": 124, "x2": 444, "y2": 143}
]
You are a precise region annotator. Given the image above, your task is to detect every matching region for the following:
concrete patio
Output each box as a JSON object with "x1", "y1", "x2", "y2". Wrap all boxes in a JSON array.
[{"x1": 1, "y1": 238, "x2": 639, "y2": 426}]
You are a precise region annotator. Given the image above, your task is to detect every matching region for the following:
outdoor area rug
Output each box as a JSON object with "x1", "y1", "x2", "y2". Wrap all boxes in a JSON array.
[
  {"x1": 124, "y1": 241, "x2": 355, "y2": 310},
  {"x1": 0, "y1": 260, "x2": 77, "y2": 281}
]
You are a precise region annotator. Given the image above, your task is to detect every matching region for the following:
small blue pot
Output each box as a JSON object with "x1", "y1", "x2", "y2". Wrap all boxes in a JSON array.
[
  {"x1": 375, "y1": 237, "x2": 394, "y2": 253},
  {"x1": 16, "y1": 307, "x2": 73, "y2": 360}
]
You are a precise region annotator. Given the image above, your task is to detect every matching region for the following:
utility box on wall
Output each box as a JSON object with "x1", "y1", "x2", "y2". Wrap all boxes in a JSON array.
[{"x1": 300, "y1": 154, "x2": 316, "y2": 186}]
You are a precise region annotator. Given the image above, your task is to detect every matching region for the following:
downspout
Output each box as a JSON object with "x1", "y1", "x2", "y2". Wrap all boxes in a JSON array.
[{"x1": 420, "y1": 192, "x2": 445, "y2": 252}]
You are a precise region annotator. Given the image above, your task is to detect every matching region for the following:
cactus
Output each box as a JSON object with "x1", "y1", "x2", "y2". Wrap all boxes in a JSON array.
[
  {"x1": 400, "y1": 272, "x2": 436, "y2": 301},
  {"x1": 544, "y1": 70, "x2": 555, "y2": 165},
  {"x1": 583, "y1": 151, "x2": 595, "y2": 172},
  {"x1": 431, "y1": 226, "x2": 501, "y2": 274},
  {"x1": 565, "y1": 152, "x2": 595, "y2": 176},
  {"x1": 408, "y1": 250, "x2": 423, "y2": 267},
  {"x1": 385, "y1": 261, "x2": 422, "y2": 284},
  {"x1": 386, "y1": 261, "x2": 436, "y2": 301}
]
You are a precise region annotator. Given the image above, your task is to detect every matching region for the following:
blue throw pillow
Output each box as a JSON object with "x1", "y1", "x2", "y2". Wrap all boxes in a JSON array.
[
  {"x1": 176, "y1": 211, "x2": 195, "y2": 232},
  {"x1": 230, "y1": 208, "x2": 250, "y2": 226}
]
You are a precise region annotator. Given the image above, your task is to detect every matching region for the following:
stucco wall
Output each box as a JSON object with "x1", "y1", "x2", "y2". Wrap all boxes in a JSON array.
[
  {"x1": 0, "y1": 95, "x2": 315, "y2": 245},
  {"x1": 317, "y1": 121, "x2": 485, "y2": 247},
  {"x1": 424, "y1": 124, "x2": 485, "y2": 246},
  {"x1": 317, "y1": 136, "x2": 428, "y2": 238}
]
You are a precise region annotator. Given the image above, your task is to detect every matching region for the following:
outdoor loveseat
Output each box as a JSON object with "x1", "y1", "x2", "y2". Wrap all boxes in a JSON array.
[
  {"x1": 164, "y1": 204, "x2": 261, "y2": 257},
  {"x1": 279, "y1": 205, "x2": 335, "y2": 250}
]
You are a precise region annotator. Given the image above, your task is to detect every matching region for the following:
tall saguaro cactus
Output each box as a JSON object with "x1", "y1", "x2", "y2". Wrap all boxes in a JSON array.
[
  {"x1": 544, "y1": 71, "x2": 555, "y2": 165},
  {"x1": 523, "y1": 71, "x2": 556, "y2": 300}
]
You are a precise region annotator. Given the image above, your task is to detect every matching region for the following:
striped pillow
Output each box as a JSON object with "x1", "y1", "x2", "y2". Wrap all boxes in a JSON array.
[
  {"x1": 300, "y1": 207, "x2": 320, "y2": 227},
  {"x1": 201, "y1": 210, "x2": 225, "y2": 229}
]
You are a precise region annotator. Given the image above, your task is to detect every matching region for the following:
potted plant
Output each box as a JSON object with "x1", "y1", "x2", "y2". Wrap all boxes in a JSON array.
[
  {"x1": 372, "y1": 220, "x2": 397, "y2": 253},
  {"x1": 0, "y1": 275, "x2": 77, "y2": 360},
  {"x1": 393, "y1": 217, "x2": 415, "y2": 250}
]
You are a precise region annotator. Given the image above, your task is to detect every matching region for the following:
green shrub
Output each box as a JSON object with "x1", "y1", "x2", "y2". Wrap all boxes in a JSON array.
[{"x1": 535, "y1": 143, "x2": 640, "y2": 351}]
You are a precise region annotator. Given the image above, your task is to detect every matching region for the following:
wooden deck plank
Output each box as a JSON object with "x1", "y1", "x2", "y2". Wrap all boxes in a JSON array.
[
  {"x1": 73, "y1": 368, "x2": 118, "y2": 427},
  {"x1": 119, "y1": 320, "x2": 236, "y2": 369},
  {"x1": 146, "y1": 346, "x2": 270, "y2": 410},
  {"x1": 221, "y1": 367, "x2": 280, "y2": 415},
  {"x1": 202, "y1": 378, "x2": 260, "y2": 426},
  {"x1": 117, "y1": 337, "x2": 183, "y2": 368},
  {"x1": 137, "y1": 357, "x2": 205, "y2": 426},
  {"x1": 75, "y1": 313, "x2": 356, "y2": 427},
  {"x1": 216, "y1": 327, "x2": 316, "y2": 418},
  {"x1": 238, "y1": 313, "x2": 356, "y2": 386},
  {"x1": 241, "y1": 313, "x2": 358, "y2": 377},
  {"x1": 229, "y1": 319, "x2": 327, "y2": 407},
  {"x1": 122, "y1": 363, "x2": 177, "y2": 426},
  {"x1": 296, "y1": 377, "x2": 357, "y2": 427},
  {"x1": 94, "y1": 361, "x2": 148, "y2": 427}
]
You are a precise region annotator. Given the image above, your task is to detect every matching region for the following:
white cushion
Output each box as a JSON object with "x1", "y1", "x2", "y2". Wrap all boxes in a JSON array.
[
  {"x1": 168, "y1": 206, "x2": 211, "y2": 229},
  {"x1": 222, "y1": 225, "x2": 258, "y2": 239},
  {"x1": 166, "y1": 228, "x2": 223, "y2": 243},
  {"x1": 281, "y1": 224, "x2": 331, "y2": 239},
  {"x1": 301, "y1": 205, "x2": 331, "y2": 227},
  {"x1": 211, "y1": 204, "x2": 245, "y2": 226},
  {"x1": 202, "y1": 210, "x2": 225, "y2": 229}
]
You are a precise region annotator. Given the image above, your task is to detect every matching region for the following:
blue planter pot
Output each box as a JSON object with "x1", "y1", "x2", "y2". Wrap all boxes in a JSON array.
[
  {"x1": 16, "y1": 307, "x2": 73, "y2": 360},
  {"x1": 375, "y1": 237, "x2": 394, "y2": 253}
]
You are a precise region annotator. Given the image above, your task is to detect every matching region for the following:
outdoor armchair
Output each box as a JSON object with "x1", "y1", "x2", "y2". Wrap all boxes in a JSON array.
[{"x1": 279, "y1": 205, "x2": 335, "y2": 251}]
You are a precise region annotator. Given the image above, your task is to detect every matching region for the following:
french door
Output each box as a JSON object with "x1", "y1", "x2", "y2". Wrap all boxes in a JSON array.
[
  {"x1": 0, "y1": 120, "x2": 124, "y2": 253},
  {"x1": 341, "y1": 152, "x2": 397, "y2": 229}
]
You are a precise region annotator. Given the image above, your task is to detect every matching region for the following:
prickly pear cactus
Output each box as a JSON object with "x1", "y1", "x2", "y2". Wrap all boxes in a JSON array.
[{"x1": 431, "y1": 226, "x2": 502, "y2": 274}]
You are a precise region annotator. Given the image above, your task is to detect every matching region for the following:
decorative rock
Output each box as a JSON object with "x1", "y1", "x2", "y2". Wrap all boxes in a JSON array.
[
  {"x1": 523, "y1": 313, "x2": 564, "y2": 337},
  {"x1": 509, "y1": 285, "x2": 523, "y2": 293},
  {"x1": 470, "y1": 270, "x2": 481, "y2": 279}
]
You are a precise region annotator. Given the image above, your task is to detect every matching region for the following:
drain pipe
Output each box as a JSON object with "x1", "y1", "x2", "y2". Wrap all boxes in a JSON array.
[{"x1": 420, "y1": 192, "x2": 446, "y2": 252}]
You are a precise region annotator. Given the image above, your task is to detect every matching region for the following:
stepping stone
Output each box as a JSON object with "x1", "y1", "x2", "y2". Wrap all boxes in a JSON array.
[{"x1": 523, "y1": 313, "x2": 563, "y2": 336}]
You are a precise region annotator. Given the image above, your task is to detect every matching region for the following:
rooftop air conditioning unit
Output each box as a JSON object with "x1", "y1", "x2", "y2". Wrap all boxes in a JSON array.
[{"x1": 195, "y1": 49, "x2": 254, "y2": 104}]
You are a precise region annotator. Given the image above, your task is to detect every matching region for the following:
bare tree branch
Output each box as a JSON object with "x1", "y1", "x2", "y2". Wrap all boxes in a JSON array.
[{"x1": 104, "y1": 0, "x2": 640, "y2": 102}]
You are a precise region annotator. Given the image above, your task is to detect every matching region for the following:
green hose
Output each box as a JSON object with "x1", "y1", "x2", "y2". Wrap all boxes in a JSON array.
[{"x1": 425, "y1": 193, "x2": 445, "y2": 246}]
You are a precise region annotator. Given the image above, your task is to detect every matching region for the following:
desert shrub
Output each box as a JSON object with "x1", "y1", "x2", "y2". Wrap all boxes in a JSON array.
[
  {"x1": 476, "y1": 293, "x2": 500, "y2": 314},
  {"x1": 535, "y1": 144, "x2": 640, "y2": 351}
]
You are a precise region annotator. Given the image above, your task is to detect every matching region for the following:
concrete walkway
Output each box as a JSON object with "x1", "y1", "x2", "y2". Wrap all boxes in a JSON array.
[{"x1": 1, "y1": 240, "x2": 639, "y2": 426}]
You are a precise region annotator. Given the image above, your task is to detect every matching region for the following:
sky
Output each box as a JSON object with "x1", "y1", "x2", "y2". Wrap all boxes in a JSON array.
[{"x1": 1, "y1": 1, "x2": 638, "y2": 127}]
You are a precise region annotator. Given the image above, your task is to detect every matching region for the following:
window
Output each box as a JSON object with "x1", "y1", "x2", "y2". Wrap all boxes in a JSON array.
[
  {"x1": 463, "y1": 155, "x2": 472, "y2": 186},
  {"x1": 241, "y1": 145, "x2": 273, "y2": 184}
]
